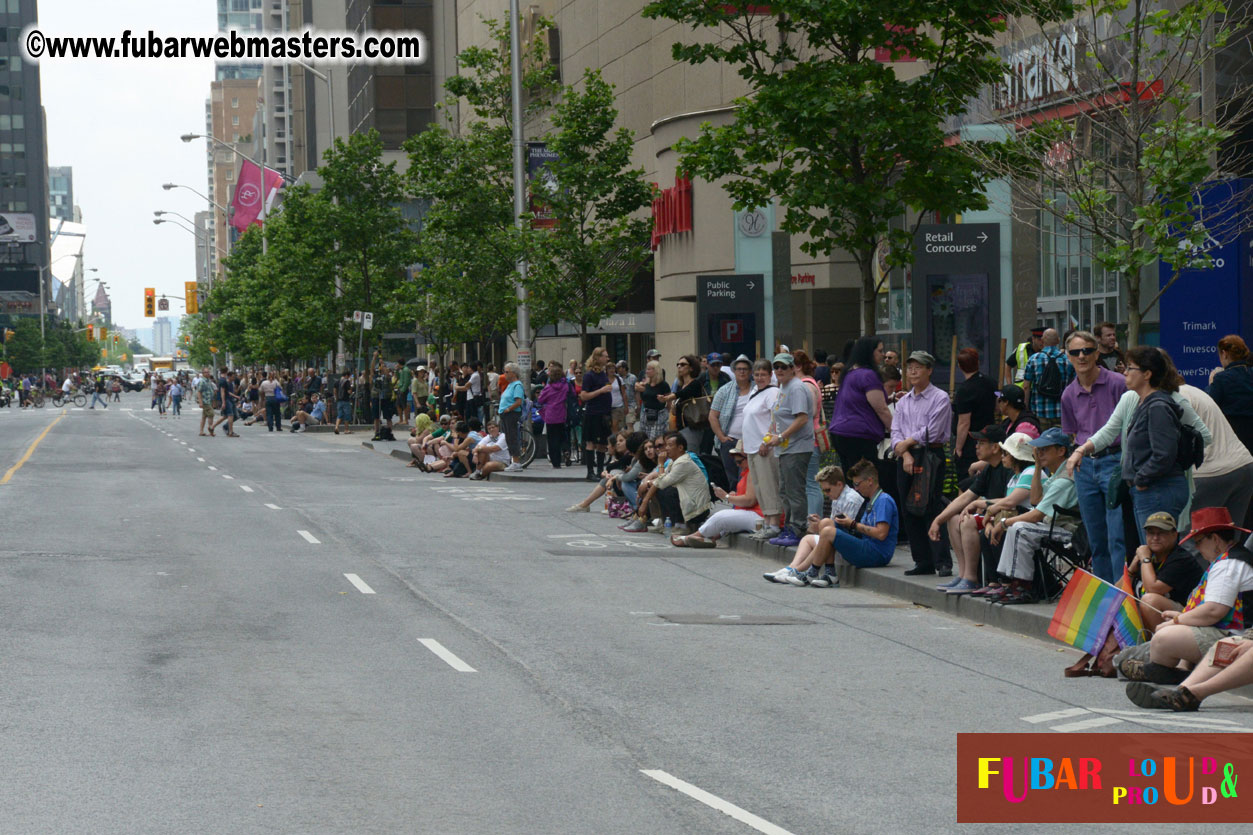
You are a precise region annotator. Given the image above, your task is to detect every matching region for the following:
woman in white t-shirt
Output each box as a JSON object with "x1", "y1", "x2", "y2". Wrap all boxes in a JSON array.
[
  {"x1": 742, "y1": 359, "x2": 784, "y2": 540},
  {"x1": 1182, "y1": 384, "x2": 1253, "y2": 530},
  {"x1": 470, "y1": 420, "x2": 513, "y2": 480}
]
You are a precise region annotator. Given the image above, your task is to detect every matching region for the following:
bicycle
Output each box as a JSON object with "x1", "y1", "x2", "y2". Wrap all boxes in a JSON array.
[
  {"x1": 28, "y1": 389, "x2": 45, "y2": 408},
  {"x1": 518, "y1": 416, "x2": 537, "y2": 468},
  {"x1": 52, "y1": 391, "x2": 87, "y2": 408}
]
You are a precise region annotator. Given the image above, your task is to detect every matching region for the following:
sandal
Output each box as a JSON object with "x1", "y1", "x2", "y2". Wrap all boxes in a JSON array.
[
  {"x1": 227, "y1": 432, "x2": 240, "y2": 437},
  {"x1": 1064, "y1": 653, "x2": 1095, "y2": 678},
  {"x1": 670, "y1": 535, "x2": 689, "y2": 547},
  {"x1": 1000, "y1": 589, "x2": 1037, "y2": 605},
  {"x1": 687, "y1": 537, "x2": 716, "y2": 549}
]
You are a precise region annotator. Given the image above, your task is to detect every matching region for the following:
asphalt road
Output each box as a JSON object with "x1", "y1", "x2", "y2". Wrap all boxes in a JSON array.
[{"x1": 2, "y1": 393, "x2": 1250, "y2": 834}]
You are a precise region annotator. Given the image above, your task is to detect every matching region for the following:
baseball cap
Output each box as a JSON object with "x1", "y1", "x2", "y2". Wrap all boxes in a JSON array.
[
  {"x1": 772, "y1": 352, "x2": 794, "y2": 366},
  {"x1": 998, "y1": 384, "x2": 1026, "y2": 408},
  {"x1": 1143, "y1": 512, "x2": 1178, "y2": 532},
  {"x1": 646, "y1": 349, "x2": 661, "y2": 359},
  {"x1": 1028, "y1": 426, "x2": 1072, "y2": 448},
  {"x1": 906, "y1": 350, "x2": 935, "y2": 368},
  {"x1": 970, "y1": 425, "x2": 1006, "y2": 444},
  {"x1": 707, "y1": 352, "x2": 723, "y2": 365}
]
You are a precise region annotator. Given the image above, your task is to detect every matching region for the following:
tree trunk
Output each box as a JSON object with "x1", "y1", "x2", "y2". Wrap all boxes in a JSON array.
[
  {"x1": 859, "y1": 255, "x2": 877, "y2": 337},
  {"x1": 1127, "y1": 271, "x2": 1142, "y2": 349}
]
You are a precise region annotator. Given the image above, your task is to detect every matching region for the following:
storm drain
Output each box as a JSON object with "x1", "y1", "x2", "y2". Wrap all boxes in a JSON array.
[{"x1": 656, "y1": 614, "x2": 815, "y2": 626}]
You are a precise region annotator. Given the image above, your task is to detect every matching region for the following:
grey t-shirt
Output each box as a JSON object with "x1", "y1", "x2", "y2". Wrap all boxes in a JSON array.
[{"x1": 772, "y1": 378, "x2": 815, "y2": 455}]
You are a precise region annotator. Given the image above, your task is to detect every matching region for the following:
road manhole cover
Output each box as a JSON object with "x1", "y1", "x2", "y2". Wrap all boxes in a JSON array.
[{"x1": 656, "y1": 614, "x2": 814, "y2": 626}]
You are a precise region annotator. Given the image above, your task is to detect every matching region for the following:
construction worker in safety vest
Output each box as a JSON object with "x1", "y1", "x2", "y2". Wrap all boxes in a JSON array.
[{"x1": 1005, "y1": 327, "x2": 1044, "y2": 384}]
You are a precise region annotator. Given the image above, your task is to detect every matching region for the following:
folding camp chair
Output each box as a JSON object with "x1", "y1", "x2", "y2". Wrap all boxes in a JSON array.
[{"x1": 1032, "y1": 505, "x2": 1090, "y2": 602}]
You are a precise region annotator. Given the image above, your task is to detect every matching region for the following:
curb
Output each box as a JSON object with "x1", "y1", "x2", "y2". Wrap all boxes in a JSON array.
[
  {"x1": 722, "y1": 533, "x2": 1054, "y2": 640},
  {"x1": 491, "y1": 470, "x2": 597, "y2": 484}
]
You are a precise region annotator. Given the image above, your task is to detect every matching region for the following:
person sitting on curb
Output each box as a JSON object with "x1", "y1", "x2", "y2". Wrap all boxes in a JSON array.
[
  {"x1": 1122, "y1": 506, "x2": 1253, "y2": 687},
  {"x1": 424, "y1": 420, "x2": 475, "y2": 475},
  {"x1": 1126, "y1": 628, "x2": 1253, "y2": 711},
  {"x1": 405, "y1": 413, "x2": 435, "y2": 467},
  {"x1": 928, "y1": 425, "x2": 1014, "y2": 596},
  {"x1": 619, "y1": 441, "x2": 670, "y2": 532},
  {"x1": 565, "y1": 432, "x2": 633, "y2": 512},
  {"x1": 469, "y1": 420, "x2": 513, "y2": 480},
  {"x1": 672, "y1": 441, "x2": 760, "y2": 548},
  {"x1": 765, "y1": 459, "x2": 897, "y2": 587},
  {"x1": 1129, "y1": 512, "x2": 1206, "y2": 632},
  {"x1": 969, "y1": 432, "x2": 1038, "y2": 597},
  {"x1": 290, "y1": 392, "x2": 326, "y2": 432},
  {"x1": 629, "y1": 432, "x2": 711, "y2": 534},
  {"x1": 981, "y1": 427, "x2": 1078, "y2": 604},
  {"x1": 449, "y1": 417, "x2": 485, "y2": 477}
]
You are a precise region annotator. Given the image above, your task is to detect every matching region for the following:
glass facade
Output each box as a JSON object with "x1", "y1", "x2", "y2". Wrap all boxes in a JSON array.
[
  {"x1": 347, "y1": 0, "x2": 435, "y2": 149},
  {"x1": 1037, "y1": 191, "x2": 1122, "y2": 333},
  {"x1": 49, "y1": 166, "x2": 73, "y2": 222}
]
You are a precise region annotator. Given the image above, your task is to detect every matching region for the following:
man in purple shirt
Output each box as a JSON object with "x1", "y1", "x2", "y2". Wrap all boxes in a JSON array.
[
  {"x1": 892, "y1": 351, "x2": 954, "y2": 576},
  {"x1": 1060, "y1": 329, "x2": 1127, "y2": 583}
]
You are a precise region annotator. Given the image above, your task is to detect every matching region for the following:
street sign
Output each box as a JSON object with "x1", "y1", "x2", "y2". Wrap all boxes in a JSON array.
[
  {"x1": 362, "y1": 312, "x2": 374, "y2": 330},
  {"x1": 353, "y1": 310, "x2": 363, "y2": 323},
  {"x1": 696, "y1": 274, "x2": 765, "y2": 359},
  {"x1": 912, "y1": 223, "x2": 1002, "y2": 384},
  {"x1": 336, "y1": 352, "x2": 345, "y2": 367},
  {"x1": 158, "y1": 297, "x2": 169, "y2": 312},
  {"x1": 517, "y1": 347, "x2": 532, "y2": 374}
]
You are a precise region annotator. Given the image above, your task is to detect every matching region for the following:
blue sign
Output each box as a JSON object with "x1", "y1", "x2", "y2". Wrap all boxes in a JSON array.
[{"x1": 1158, "y1": 180, "x2": 1251, "y2": 385}]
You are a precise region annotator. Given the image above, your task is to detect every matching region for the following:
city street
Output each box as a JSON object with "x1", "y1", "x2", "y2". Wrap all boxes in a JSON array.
[{"x1": 2, "y1": 394, "x2": 1252, "y2": 834}]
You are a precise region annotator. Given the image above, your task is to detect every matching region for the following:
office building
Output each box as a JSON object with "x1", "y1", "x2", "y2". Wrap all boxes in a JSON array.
[
  {"x1": 208, "y1": 78, "x2": 263, "y2": 277},
  {"x1": 0, "y1": 0, "x2": 51, "y2": 325},
  {"x1": 48, "y1": 166, "x2": 73, "y2": 222},
  {"x1": 154, "y1": 316, "x2": 173, "y2": 356}
]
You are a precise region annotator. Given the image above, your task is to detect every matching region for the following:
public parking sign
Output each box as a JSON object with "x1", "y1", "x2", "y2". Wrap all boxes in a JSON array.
[
  {"x1": 362, "y1": 312, "x2": 374, "y2": 330},
  {"x1": 696, "y1": 274, "x2": 765, "y2": 360}
]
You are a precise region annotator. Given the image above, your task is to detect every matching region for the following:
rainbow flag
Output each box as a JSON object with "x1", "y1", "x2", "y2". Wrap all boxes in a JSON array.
[
  {"x1": 1047, "y1": 569, "x2": 1126, "y2": 654},
  {"x1": 1111, "y1": 566, "x2": 1146, "y2": 647}
]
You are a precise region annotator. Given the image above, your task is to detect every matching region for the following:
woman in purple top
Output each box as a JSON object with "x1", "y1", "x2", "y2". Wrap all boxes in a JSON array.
[{"x1": 829, "y1": 336, "x2": 894, "y2": 471}]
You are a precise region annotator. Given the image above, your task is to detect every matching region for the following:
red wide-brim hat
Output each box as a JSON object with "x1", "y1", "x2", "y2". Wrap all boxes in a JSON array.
[{"x1": 1179, "y1": 506, "x2": 1252, "y2": 545}]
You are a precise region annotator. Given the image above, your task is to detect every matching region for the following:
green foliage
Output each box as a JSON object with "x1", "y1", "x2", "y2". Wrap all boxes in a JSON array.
[
  {"x1": 642, "y1": 0, "x2": 1076, "y2": 333},
  {"x1": 0, "y1": 317, "x2": 95, "y2": 371},
  {"x1": 525, "y1": 69, "x2": 652, "y2": 340}
]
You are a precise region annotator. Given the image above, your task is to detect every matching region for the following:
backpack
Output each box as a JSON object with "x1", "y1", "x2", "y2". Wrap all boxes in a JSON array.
[
  {"x1": 697, "y1": 452, "x2": 731, "y2": 500},
  {"x1": 1173, "y1": 404, "x2": 1206, "y2": 471},
  {"x1": 1035, "y1": 352, "x2": 1063, "y2": 399}
]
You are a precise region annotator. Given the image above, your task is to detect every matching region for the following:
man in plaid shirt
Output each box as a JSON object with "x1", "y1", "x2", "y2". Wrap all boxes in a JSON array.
[{"x1": 1022, "y1": 328, "x2": 1074, "y2": 428}]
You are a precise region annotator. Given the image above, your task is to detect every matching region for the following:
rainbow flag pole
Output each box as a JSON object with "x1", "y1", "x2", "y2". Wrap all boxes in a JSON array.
[{"x1": 1047, "y1": 569, "x2": 1133, "y2": 654}]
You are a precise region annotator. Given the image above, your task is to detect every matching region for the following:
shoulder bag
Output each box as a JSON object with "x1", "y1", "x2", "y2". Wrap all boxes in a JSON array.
[{"x1": 681, "y1": 394, "x2": 712, "y2": 430}]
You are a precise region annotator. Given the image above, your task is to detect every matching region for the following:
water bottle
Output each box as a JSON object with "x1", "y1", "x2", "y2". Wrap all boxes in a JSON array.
[{"x1": 664, "y1": 517, "x2": 673, "y2": 535}]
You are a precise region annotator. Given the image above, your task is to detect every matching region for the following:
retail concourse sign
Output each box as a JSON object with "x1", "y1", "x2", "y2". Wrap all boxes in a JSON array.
[
  {"x1": 913, "y1": 223, "x2": 1002, "y2": 383},
  {"x1": 696, "y1": 274, "x2": 764, "y2": 360}
]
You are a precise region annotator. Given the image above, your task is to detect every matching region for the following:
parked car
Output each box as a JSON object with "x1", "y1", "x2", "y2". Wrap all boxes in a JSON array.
[{"x1": 121, "y1": 372, "x2": 146, "y2": 392}]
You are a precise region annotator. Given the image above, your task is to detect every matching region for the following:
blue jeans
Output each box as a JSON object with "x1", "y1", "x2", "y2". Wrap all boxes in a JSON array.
[
  {"x1": 1131, "y1": 474, "x2": 1190, "y2": 545},
  {"x1": 622, "y1": 480, "x2": 640, "y2": 510},
  {"x1": 805, "y1": 449, "x2": 822, "y2": 517},
  {"x1": 1074, "y1": 452, "x2": 1125, "y2": 584}
]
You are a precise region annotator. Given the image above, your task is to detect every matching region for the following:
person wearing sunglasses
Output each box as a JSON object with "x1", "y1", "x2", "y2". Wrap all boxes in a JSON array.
[{"x1": 1059, "y1": 329, "x2": 1128, "y2": 584}]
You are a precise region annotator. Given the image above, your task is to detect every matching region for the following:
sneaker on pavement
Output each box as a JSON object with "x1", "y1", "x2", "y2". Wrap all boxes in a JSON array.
[
  {"x1": 946, "y1": 578, "x2": 980, "y2": 595},
  {"x1": 809, "y1": 572, "x2": 839, "y2": 588},
  {"x1": 505, "y1": 462, "x2": 525, "y2": 472},
  {"x1": 783, "y1": 567, "x2": 810, "y2": 587},
  {"x1": 750, "y1": 525, "x2": 781, "y2": 541},
  {"x1": 763, "y1": 568, "x2": 790, "y2": 583},
  {"x1": 935, "y1": 576, "x2": 964, "y2": 590},
  {"x1": 619, "y1": 519, "x2": 648, "y2": 533},
  {"x1": 468, "y1": 472, "x2": 485, "y2": 481},
  {"x1": 566, "y1": 504, "x2": 589, "y2": 513}
]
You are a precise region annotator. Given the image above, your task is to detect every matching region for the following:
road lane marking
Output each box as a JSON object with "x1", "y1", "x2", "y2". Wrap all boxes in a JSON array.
[
  {"x1": 1021, "y1": 708, "x2": 1090, "y2": 724},
  {"x1": 1089, "y1": 707, "x2": 1240, "y2": 724},
  {"x1": 188, "y1": 448, "x2": 195, "y2": 452},
  {"x1": 207, "y1": 466, "x2": 217, "y2": 471},
  {"x1": 222, "y1": 474, "x2": 234, "y2": 480},
  {"x1": 418, "y1": 638, "x2": 476, "y2": 672},
  {"x1": 264, "y1": 503, "x2": 281, "y2": 510},
  {"x1": 640, "y1": 770, "x2": 794, "y2": 835},
  {"x1": 1051, "y1": 716, "x2": 1123, "y2": 732},
  {"x1": 180, "y1": 441, "x2": 187, "y2": 445},
  {"x1": 297, "y1": 530, "x2": 321, "y2": 544},
  {"x1": 1, "y1": 410, "x2": 68, "y2": 485},
  {"x1": 197, "y1": 457, "x2": 205, "y2": 462},
  {"x1": 240, "y1": 485, "x2": 254, "y2": 492},
  {"x1": 344, "y1": 573, "x2": 375, "y2": 594}
]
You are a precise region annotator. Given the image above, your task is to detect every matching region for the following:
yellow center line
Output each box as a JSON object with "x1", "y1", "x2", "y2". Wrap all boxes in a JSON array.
[{"x1": 1, "y1": 409, "x2": 68, "y2": 485}]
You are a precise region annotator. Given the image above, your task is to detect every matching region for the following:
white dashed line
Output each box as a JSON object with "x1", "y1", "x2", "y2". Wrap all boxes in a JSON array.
[
  {"x1": 418, "y1": 638, "x2": 476, "y2": 672},
  {"x1": 240, "y1": 485, "x2": 254, "y2": 493},
  {"x1": 222, "y1": 474, "x2": 234, "y2": 480},
  {"x1": 297, "y1": 530, "x2": 320, "y2": 544},
  {"x1": 1051, "y1": 716, "x2": 1123, "y2": 733},
  {"x1": 264, "y1": 503, "x2": 281, "y2": 510},
  {"x1": 1021, "y1": 708, "x2": 1090, "y2": 724},
  {"x1": 344, "y1": 573, "x2": 375, "y2": 594},
  {"x1": 180, "y1": 441, "x2": 187, "y2": 445},
  {"x1": 640, "y1": 770, "x2": 794, "y2": 835},
  {"x1": 207, "y1": 466, "x2": 217, "y2": 471},
  {"x1": 197, "y1": 457, "x2": 205, "y2": 462},
  {"x1": 188, "y1": 448, "x2": 195, "y2": 452}
]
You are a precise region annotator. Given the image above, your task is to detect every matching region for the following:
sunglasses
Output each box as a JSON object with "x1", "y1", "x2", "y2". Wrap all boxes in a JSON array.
[
  {"x1": 1067, "y1": 347, "x2": 1097, "y2": 357},
  {"x1": 676, "y1": 361, "x2": 689, "y2": 367},
  {"x1": 773, "y1": 363, "x2": 791, "y2": 370}
]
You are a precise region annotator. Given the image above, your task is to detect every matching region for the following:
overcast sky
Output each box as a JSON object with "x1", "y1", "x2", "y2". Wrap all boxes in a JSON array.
[{"x1": 39, "y1": 1, "x2": 216, "y2": 330}]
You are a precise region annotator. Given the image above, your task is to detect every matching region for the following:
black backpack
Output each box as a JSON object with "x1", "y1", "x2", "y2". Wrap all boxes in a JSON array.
[
  {"x1": 1174, "y1": 405, "x2": 1206, "y2": 471},
  {"x1": 1036, "y1": 352, "x2": 1063, "y2": 399}
]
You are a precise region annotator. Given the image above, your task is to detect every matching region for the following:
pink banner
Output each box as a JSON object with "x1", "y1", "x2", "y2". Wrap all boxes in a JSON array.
[{"x1": 229, "y1": 159, "x2": 284, "y2": 232}]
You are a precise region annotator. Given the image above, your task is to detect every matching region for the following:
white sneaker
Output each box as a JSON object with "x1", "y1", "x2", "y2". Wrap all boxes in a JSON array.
[
  {"x1": 505, "y1": 462, "x2": 524, "y2": 472},
  {"x1": 762, "y1": 568, "x2": 790, "y2": 583},
  {"x1": 566, "y1": 504, "x2": 589, "y2": 513}
]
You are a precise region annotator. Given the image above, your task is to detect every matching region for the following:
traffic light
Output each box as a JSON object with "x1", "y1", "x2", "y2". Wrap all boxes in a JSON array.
[
  {"x1": 1, "y1": 327, "x2": 13, "y2": 344},
  {"x1": 144, "y1": 288, "x2": 156, "y2": 317},
  {"x1": 100, "y1": 326, "x2": 108, "y2": 343},
  {"x1": 87, "y1": 324, "x2": 95, "y2": 341},
  {"x1": 185, "y1": 281, "x2": 199, "y2": 314}
]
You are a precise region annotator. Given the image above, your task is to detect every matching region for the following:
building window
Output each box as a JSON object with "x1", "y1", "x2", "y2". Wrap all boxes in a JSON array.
[
  {"x1": 232, "y1": 115, "x2": 239, "y2": 126},
  {"x1": 1038, "y1": 190, "x2": 1121, "y2": 333},
  {"x1": 231, "y1": 97, "x2": 239, "y2": 108},
  {"x1": 227, "y1": 169, "x2": 235, "y2": 181}
]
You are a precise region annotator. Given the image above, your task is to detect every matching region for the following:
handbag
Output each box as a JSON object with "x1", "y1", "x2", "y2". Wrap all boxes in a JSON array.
[
  {"x1": 681, "y1": 395, "x2": 712, "y2": 429},
  {"x1": 274, "y1": 385, "x2": 288, "y2": 403},
  {"x1": 904, "y1": 445, "x2": 939, "y2": 517},
  {"x1": 607, "y1": 496, "x2": 632, "y2": 518},
  {"x1": 1106, "y1": 465, "x2": 1129, "y2": 510}
]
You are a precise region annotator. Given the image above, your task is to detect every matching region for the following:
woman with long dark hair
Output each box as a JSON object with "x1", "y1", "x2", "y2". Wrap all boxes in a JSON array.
[
  {"x1": 1209, "y1": 334, "x2": 1253, "y2": 458},
  {"x1": 662, "y1": 353, "x2": 707, "y2": 451},
  {"x1": 829, "y1": 336, "x2": 892, "y2": 472}
]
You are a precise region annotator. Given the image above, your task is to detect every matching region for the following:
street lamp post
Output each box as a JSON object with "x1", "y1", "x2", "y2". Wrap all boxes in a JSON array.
[
  {"x1": 181, "y1": 132, "x2": 270, "y2": 255},
  {"x1": 508, "y1": 0, "x2": 532, "y2": 372}
]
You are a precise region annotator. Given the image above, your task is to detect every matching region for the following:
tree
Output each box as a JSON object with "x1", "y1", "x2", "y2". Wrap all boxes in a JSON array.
[
  {"x1": 641, "y1": 0, "x2": 1076, "y2": 334},
  {"x1": 972, "y1": 0, "x2": 1253, "y2": 345},
  {"x1": 525, "y1": 69, "x2": 653, "y2": 344},
  {"x1": 403, "y1": 13, "x2": 561, "y2": 355},
  {"x1": 128, "y1": 338, "x2": 153, "y2": 355}
]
